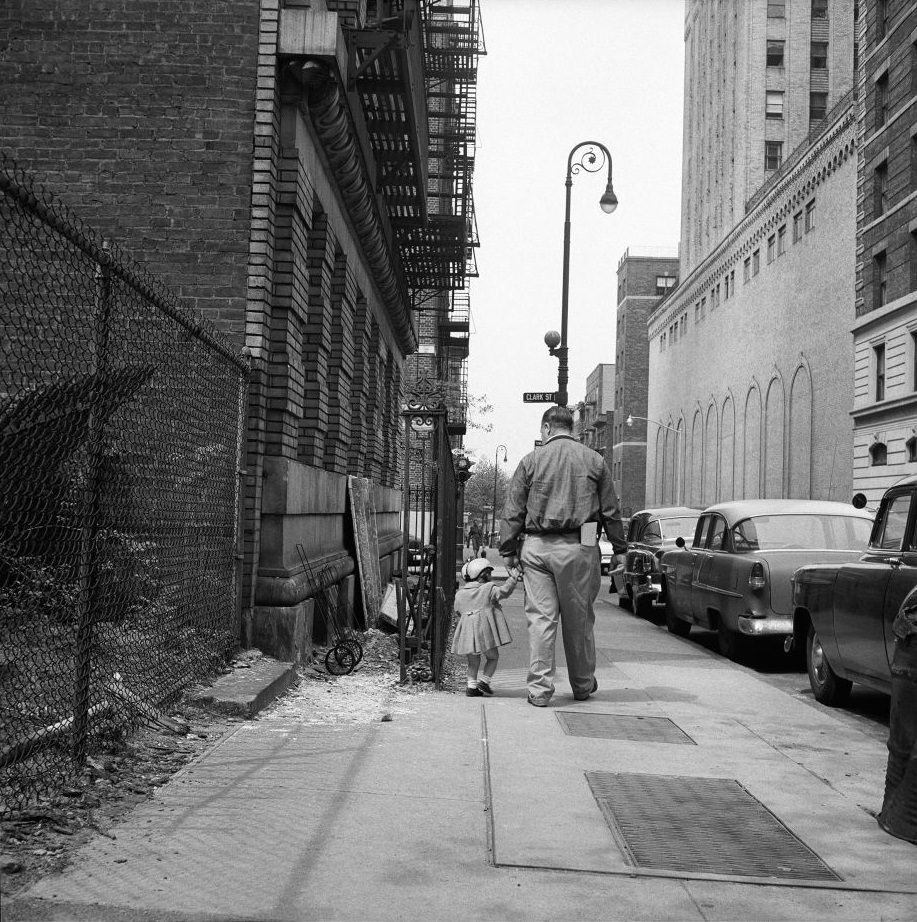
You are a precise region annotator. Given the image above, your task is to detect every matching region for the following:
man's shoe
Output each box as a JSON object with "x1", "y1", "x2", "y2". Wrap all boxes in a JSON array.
[
  {"x1": 477, "y1": 680, "x2": 494, "y2": 696},
  {"x1": 466, "y1": 686, "x2": 484, "y2": 697},
  {"x1": 573, "y1": 678, "x2": 598, "y2": 701},
  {"x1": 527, "y1": 694, "x2": 550, "y2": 708}
]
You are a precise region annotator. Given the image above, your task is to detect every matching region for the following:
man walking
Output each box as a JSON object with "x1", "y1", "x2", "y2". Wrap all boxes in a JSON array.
[{"x1": 499, "y1": 406, "x2": 626, "y2": 706}]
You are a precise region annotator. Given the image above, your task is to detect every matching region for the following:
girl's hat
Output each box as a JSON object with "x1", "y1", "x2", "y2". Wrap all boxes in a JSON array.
[{"x1": 461, "y1": 558, "x2": 493, "y2": 581}]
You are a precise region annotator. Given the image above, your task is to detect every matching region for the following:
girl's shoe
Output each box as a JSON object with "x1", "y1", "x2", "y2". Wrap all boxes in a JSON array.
[{"x1": 477, "y1": 679, "x2": 494, "y2": 696}]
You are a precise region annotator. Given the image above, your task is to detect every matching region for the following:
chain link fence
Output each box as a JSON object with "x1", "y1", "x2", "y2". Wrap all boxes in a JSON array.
[{"x1": 0, "y1": 155, "x2": 249, "y2": 817}]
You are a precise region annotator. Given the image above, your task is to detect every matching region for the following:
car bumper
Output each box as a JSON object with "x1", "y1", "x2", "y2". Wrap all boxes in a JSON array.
[
  {"x1": 737, "y1": 613, "x2": 793, "y2": 636},
  {"x1": 631, "y1": 574, "x2": 664, "y2": 604}
]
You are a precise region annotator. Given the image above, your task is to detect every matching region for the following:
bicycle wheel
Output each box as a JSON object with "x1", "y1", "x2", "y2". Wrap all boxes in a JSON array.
[{"x1": 325, "y1": 643, "x2": 357, "y2": 675}]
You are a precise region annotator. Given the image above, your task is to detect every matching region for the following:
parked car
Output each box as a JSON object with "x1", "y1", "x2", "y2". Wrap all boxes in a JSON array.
[
  {"x1": 660, "y1": 499, "x2": 874, "y2": 661},
  {"x1": 611, "y1": 507, "x2": 701, "y2": 617},
  {"x1": 792, "y1": 478, "x2": 917, "y2": 706},
  {"x1": 599, "y1": 535, "x2": 615, "y2": 574}
]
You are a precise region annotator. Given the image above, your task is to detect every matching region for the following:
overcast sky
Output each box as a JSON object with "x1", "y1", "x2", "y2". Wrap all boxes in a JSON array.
[{"x1": 464, "y1": 0, "x2": 686, "y2": 475}]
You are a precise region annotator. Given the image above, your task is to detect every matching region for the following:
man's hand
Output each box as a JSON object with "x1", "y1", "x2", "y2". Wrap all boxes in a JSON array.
[{"x1": 502, "y1": 554, "x2": 520, "y2": 573}]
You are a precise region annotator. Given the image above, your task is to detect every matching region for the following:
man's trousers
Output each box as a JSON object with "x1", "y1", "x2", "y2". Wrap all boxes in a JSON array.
[{"x1": 519, "y1": 533, "x2": 601, "y2": 700}]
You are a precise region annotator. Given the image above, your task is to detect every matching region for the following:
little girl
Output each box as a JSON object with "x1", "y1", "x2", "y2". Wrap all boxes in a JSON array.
[{"x1": 451, "y1": 557, "x2": 520, "y2": 697}]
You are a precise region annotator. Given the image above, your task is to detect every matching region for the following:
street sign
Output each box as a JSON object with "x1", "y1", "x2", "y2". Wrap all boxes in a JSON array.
[{"x1": 522, "y1": 391, "x2": 557, "y2": 403}]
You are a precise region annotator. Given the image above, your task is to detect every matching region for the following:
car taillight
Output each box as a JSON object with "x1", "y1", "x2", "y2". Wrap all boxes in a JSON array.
[{"x1": 748, "y1": 561, "x2": 766, "y2": 591}]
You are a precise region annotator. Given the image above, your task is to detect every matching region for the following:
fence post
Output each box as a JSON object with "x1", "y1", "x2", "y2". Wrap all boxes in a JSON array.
[{"x1": 72, "y1": 239, "x2": 113, "y2": 764}]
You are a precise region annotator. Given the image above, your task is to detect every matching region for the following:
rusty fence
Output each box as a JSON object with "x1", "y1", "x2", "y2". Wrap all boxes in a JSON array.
[{"x1": 0, "y1": 155, "x2": 249, "y2": 817}]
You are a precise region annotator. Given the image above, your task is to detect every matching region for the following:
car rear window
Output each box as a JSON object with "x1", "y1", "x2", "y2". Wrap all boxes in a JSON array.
[
  {"x1": 731, "y1": 514, "x2": 872, "y2": 552},
  {"x1": 659, "y1": 517, "x2": 698, "y2": 542}
]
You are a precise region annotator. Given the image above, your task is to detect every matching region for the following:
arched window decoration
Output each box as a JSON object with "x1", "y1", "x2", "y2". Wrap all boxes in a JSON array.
[
  {"x1": 870, "y1": 441, "x2": 888, "y2": 466},
  {"x1": 907, "y1": 436, "x2": 917, "y2": 463}
]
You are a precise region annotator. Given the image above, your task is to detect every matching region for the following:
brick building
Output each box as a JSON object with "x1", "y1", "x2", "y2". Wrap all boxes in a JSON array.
[
  {"x1": 680, "y1": 0, "x2": 855, "y2": 277},
  {"x1": 850, "y1": 0, "x2": 917, "y2": 502},
  {"x1": 573, "y1": 363, "x2": 615, "y2": 457},
  {"x1": 646, "y1": 0, "x2": 858, "y2": 508},
  {"x1": 610, "y1": 248, "x2": 678, "y2": 518},
  {"x1": 0, "y1": 0, "x2": 481, "y2": 660}
]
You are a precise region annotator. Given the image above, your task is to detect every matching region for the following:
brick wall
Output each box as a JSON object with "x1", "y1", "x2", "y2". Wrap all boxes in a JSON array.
[{"x1": 0, "y1": 0, "x2": 261, "y2": 346}]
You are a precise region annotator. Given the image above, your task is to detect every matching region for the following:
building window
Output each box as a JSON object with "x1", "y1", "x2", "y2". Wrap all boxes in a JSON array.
[
  {"x1": 877, "y1": 0, "x2": 888, "y2": 41},
  {"x1": 810, "y1": 92, "x2": 828, "y2": 122},
  {"x1": 753, "y1": 250, "x2": 761, "y2": 276},
  {"x1": 660, "y1": 332, "x2": 666, "y2": 352},
  {"x1": 871, "y1": 442, "x2": 888, "y2": 466},
  {"x1": 765, "y1": 141, "x2": 783, "y2": 171},
  {"x1": 912, "y1": 331, "x2": 917, "y2": 391},
  {"x1": 767, "y1": 0, "x2": 786, "y2": 18},
  {"x1": 811, "y1": 0, "x2": 828, "y2": 19},
  {"x1": 724, "y1": 272, "x2": 730, "y2": 300},
  {"x1": 911, "y1": 229, "x2": 917, "y2": 293},
  {"x1": 777, "y1": 224, "x2": 787, "y2": 255},
  {"x1": 875, "y1": 251, "x2": 888, "y2": 308},
  {"x1": 805, "y1": 199, "x2": 816, "y2": 233},
  {"x1": 907, "y1": 436, "x2": 917, "y2": 463},
  {"x1": 743, "y1": 256, "x2": 751, "y2": 283},
  {"x1": 876, "y1": 73, "x2": 889, "y2": 129},
  {"x1": 811, "y1": 41, "x2": 828, "y2": 70},
  {"x1": 875, "y1": 342, "x2": 886, "y2": 401},
  {"x1": 793, "y1": 210, "x2": 803, "y2": 241},
  {"x1": 766, "y1": 91, "x2": 784, "y2": 119},
  {"x1": 681, "y1": 313, "x2": 687, "y2": 336},
  {"x1": 656, "y1": 275, "x2": 676, "y2": 295},
  {"x1": 767, "y1": 234, "x2": 776, "y2": 263},
  {"x1": 767, "y1": 40, "x2": 785, "y2": 66},
  {"x1": 874, "y1": 161, "x2": 888, "y2": 217}
]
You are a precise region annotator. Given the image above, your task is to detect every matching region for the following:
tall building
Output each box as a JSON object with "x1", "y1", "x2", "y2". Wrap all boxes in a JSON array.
[
  {"x1": 850, "y1": 0, "x2": 917, "y2": 502},
  {"x1": 680, "y1": 0, "x2": 855, "y2": 276},
  {"x1": 611, "y1": 248, "x2": 678, "y2": 518},
  {"x1": 646, "y1": 0, "x2": 858, "y2": 508}
]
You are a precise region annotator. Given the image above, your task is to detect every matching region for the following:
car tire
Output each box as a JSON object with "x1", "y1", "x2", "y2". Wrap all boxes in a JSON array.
[
  {"x1": 665, "y1": 598, "x2": 690, "y2": 637},
  {"x1": 806, "y1": 624, "x2": 852, "y2": 707},
  {"x1": 635, "y1": 592, "x2": 653, "y2": 620},
  {"x1": 717, "y1": 624, "x2": 747, "y2": 663}
]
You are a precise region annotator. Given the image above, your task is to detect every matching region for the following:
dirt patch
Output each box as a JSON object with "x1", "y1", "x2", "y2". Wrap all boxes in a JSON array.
[{"x1": 0, "y1": 629, "x2": 462, "y2": 897}]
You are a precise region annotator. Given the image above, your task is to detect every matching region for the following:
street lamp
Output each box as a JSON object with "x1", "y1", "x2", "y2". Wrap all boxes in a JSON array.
[
  {"x1": 491, "y1": 445, "x2": 507, "y2": 548},
  {"x1": 545, "y1": 141, "x2": 618, "y2": 408},
  {"x1": 626, "y1": 414, "x2": 681, "y2": 503}
]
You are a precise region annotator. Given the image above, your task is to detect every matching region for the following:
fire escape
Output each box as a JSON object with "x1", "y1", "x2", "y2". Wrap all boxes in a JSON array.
[{"x1": 338, "y1": 0, "x2": 482, "y2": 441}]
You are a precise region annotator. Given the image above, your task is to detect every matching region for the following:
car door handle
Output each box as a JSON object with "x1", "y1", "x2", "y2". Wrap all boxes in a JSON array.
[{"x1": 889, "y1": 557, "x2": 902, "y2": 568}]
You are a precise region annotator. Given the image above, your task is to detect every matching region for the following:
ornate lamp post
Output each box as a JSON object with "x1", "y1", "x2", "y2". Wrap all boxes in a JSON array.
[
  {"x1": 491, "y1": 445, "x2": 507, "y2": 548},
  {"x1": 545, "y1": 142, "x2": 618, "y2": 408}
]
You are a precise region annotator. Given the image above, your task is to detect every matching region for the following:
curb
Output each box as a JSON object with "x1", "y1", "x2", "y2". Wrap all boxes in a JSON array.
[{"x1": 189, "y1": 658, "x2": 298, "y2": 719}]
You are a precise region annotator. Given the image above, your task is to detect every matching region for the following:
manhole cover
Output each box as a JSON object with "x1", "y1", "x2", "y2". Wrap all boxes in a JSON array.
[
  {"x1": 557, "y1": 712, "x2": 695, "y2": 744},
  {"x1": 586, "y1": 772, "x2": 840, "y2": 881}
]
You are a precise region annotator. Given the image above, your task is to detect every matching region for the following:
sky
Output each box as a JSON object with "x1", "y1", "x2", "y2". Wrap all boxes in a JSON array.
[{"x1": 464, "y1": 0, "x2": 686, "y2": 475}]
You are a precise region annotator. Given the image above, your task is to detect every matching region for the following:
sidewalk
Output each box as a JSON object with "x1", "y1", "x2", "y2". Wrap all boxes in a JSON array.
[{"x1": 6, "y1": 554, "x2": 916, "y2": 921}]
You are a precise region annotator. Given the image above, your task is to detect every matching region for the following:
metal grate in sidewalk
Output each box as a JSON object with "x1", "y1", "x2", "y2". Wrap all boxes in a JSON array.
[
  {"x1": 557, "y1": 712, "x2": 695, "y2": 744},
  {"x1": 586, "y1": 772, "x2": 841, "y2": 881}
]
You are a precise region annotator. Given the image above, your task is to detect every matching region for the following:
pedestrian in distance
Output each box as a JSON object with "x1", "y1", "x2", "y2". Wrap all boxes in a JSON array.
[
  {"x1": 451, "y1": 557, "x2": 520, "y2": 697},
  {"x1": 499, "y1": 405, "x2": 627, "y2": 707},
  {"x1": 467, "y1": 519, "x2": 483, "y2": 554}
]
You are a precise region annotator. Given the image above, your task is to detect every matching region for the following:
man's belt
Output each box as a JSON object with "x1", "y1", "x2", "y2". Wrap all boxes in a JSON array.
[{"x1": 524, "y1": 528, "x2": 584, "y2": 536}]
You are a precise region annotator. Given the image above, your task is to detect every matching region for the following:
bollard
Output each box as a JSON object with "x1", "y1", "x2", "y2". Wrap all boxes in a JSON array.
[{"x1": 878, "y1": 603, "x2": 917, "y2": 845}]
